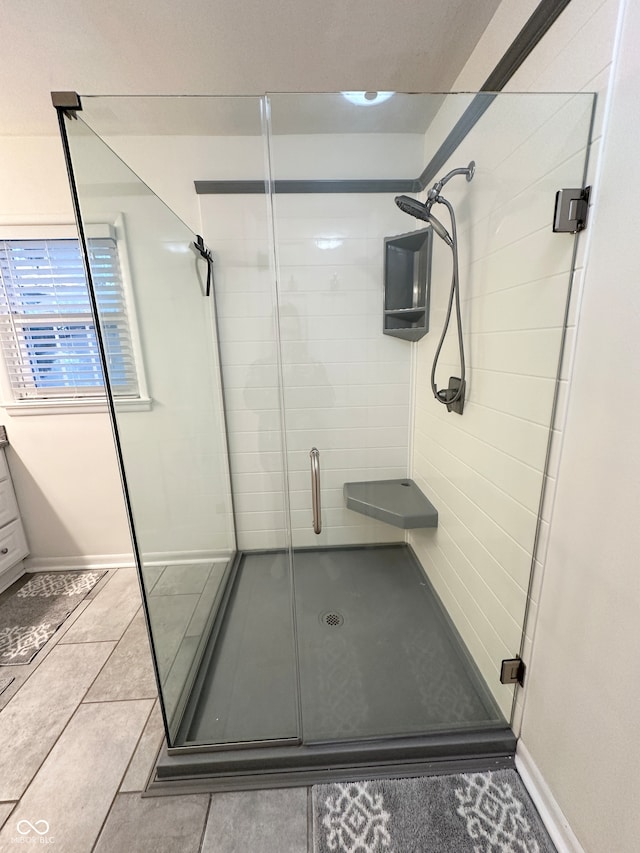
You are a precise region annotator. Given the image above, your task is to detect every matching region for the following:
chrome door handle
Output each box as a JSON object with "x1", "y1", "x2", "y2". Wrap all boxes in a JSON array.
[{"x1": 309, "y1": 447, "x2": 322, "y2": 534}]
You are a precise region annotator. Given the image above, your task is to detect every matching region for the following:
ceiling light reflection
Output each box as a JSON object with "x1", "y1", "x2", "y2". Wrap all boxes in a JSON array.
[{"x1": 341, "y1": 91, "x2": 395, "y2": 106}]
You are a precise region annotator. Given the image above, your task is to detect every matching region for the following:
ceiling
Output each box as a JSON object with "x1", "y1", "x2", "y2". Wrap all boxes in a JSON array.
[
  {"x1": 0, "y1": 0, "x2": 502, "y2": 137},
  {"x1": 78, "y1": 94, "x2": 451, "y2": 137}
]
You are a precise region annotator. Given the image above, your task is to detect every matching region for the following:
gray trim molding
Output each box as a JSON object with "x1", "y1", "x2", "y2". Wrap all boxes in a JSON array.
[
  {"x1": 418, "y1": 0, "x2": 573, "y2": 189},
  {"x1": 195, "y1": 0, "x2": 574, "y2": 195},
  {"x1": 194, "y1": 178, "x2": 418, "y2": 195},
  {"x1": 149, "y1": 729, "x2": 516, "y2": 794}
]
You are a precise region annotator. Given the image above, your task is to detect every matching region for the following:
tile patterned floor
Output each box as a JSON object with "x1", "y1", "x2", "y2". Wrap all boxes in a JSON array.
[
  {"x1": 0, "y1": 567, "x2": 309, "y2": 852},
  {"x1": 0, "y1": 566, "x2": 533, "y2": 853}
]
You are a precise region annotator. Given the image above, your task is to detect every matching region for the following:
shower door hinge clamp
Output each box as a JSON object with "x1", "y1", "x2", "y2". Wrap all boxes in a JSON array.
[
  {"x1": 553, "y1": 186, "x2": 590, "y2": 233},
  {"x1": 500, "y1": 656, "x2": 526, "y2": 687}
]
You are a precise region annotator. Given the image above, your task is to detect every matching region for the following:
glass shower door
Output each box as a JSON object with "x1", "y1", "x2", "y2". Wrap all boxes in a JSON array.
[
  {"x1": 266, "y1": 91, "x2": 594, "y2": 743},
  {"x1": 267, "y1": 93, "x2": 448, "y2": 744},
  {"x1": 61, "y1": 98, "x2": 299, "y2": 747}
]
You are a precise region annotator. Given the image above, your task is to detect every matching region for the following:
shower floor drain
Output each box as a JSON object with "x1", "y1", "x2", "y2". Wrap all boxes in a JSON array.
[{"x1": 320, "y1": 611, "x2": 344, "y2": 627}]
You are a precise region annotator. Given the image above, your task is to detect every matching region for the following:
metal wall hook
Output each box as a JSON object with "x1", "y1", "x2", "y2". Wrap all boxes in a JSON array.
[{"x1": 192, "y1": 234, "x2": 214, "y2": 296}]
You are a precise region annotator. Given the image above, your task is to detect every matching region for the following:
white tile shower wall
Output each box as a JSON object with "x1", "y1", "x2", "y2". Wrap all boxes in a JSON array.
[
  {"x1": 274, "y1": 192, "x2": 414, "y2": 548},
  {"x1": 267, "y1": 131, "x2": 425, "y2": 549},
  {"x1": 408, "y1": 92, "x2": 594, "y2": 718},
  {"x1": 201, "y1": 189, "x2": 416, "y2": 550},
  {"x1": 201, "y1": 131, "x2": 426, "y2": 551},
  {"x1": 200, "y1": 193, "x2": 288, "y2": 552},
  {"x1": 447, "y1": 0, "x2": 621, "y2": 738}
]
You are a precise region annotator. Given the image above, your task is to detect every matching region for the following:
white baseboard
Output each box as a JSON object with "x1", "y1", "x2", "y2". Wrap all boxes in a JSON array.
[
  {"x1": 143, "y1": 551, "x2": 231, "y2": 567},
  {"x1": 516, "y1": 741, "x2": 585, "y2": 853},
  {"x1": 23, "y1": 551, "x2": 232, "y2": 572},
  {"x1": 0, "y1": 559, "x2": 26, "y2": 593},
  {"x1": 24, "y1": 554, "x2": 136, "y2": 571}
]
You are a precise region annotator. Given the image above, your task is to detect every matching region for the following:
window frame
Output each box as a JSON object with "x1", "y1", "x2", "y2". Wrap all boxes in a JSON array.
[{"x1": 0, "y1": 216, "x2": 151, "y2": 415}]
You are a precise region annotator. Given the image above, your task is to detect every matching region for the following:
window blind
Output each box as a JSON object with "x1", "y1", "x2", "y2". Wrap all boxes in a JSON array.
[{"x1": 0, "y1": 238, "x2": 139, "y2": 400}]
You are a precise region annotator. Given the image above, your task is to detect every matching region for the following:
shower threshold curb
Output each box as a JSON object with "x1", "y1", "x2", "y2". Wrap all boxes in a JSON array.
[{"x1": 146, "y1": 727, "x2": 516, "y2": 795}]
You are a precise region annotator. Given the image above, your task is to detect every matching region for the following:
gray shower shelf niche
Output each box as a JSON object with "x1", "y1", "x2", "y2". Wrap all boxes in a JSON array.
[
  {"x1": 343, "y1": 479, "x2": 438, "y2": 529},
  {"x1": 383, "y1": 227, "x2": 432, "y2": 341}
]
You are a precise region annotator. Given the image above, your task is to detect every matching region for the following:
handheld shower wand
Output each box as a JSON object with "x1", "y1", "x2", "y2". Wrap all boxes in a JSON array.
[{"x1": 394, "y1": 161, "x2": 474, "y2": 414}]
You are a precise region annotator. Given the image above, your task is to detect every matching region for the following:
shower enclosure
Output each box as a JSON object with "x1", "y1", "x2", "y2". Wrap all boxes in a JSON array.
[{"x1": 54, "y1": 90, "x2": 593, "y2": 790}]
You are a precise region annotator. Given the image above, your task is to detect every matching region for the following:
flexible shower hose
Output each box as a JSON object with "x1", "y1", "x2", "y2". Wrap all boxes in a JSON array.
[{"x1": 430, "y1": 196, "x2": 466, "y2": 408}]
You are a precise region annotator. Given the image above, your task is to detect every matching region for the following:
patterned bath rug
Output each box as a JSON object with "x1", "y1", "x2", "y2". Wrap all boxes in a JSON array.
[
  {"x1": 0, "y1": 571, "x2": 106, "y2": 665},
  {"x1": 313, "y1": 769, "x2": 556, "y2": 853}
]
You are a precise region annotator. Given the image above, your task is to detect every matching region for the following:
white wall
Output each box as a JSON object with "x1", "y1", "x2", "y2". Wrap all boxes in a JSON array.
[
  {"x1": 0, "y1": 137, "x2": 132, "y2": 563},
  {"x1": 453, "y1": 0, "x2": 638, "y2": 850},
  {"x1": 65, "y1": 125, "x2": 235, "y2": 561},
  {"x1": 518, "y1": 2, "x2": 640, "y2": 851},
  {"x1": 408, "y1": 91, "x2": 592, "y2": 718},
  {"x1": 0, "y1": 126, "x2": 240, "y2": 565}
]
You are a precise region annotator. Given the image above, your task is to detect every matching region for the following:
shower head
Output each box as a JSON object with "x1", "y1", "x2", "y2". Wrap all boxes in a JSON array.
[
  {"x1": 394, "y1": 195, "x2": 431, "y2": 222},
  {"x1": 394, "y1": 195, "x2": 453, "y2": 246}
]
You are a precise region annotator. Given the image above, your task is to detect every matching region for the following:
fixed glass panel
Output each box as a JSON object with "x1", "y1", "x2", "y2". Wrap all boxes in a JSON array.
[
  {"x1": 266, "y1": 91, "x2": 594, "y2": 739},
  {"x1": 64, "y1": 97, "x2": 298, "y2": 747}
]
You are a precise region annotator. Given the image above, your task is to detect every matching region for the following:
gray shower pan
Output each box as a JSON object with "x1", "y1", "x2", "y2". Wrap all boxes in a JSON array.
[{"x1": 150, "y1": 544, "x2": 514, "y2": 794}]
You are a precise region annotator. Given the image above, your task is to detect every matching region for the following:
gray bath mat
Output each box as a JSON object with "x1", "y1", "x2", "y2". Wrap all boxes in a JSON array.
[
  {"x1": 313, "y1": 769, "x2": 555, "y2": 852},
  {"x1": 0, "y1": 571, "x2": 106, "y2": 665},
  {"x1": 0, "y1": 675, "x2": 14, "y2": 695}
]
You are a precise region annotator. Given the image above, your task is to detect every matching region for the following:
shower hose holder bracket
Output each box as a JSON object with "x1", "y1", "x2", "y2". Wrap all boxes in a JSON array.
[
  {"x1": 438, "y1": 376, "x2": 465, "y2": 415},
  {"x1": 553, "y1": 186, "x2": 590, "y2": 233}
]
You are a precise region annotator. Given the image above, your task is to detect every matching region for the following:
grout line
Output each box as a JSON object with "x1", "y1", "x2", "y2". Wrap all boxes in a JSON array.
[
  {"x1": 198, "y1": 794, "x2": 213, "y2": 853},
  {"x1": 413, "y1": 443, "x2": 533, "y2": 562},
  {"x1": 84, "y1": 569, "x2": 116, "y2": 600},
  {"x1": 418, "y1": 396, "x2": 550, "y2": 462},
  {"x1": 90, "y1": 700, "x2": 156, "y2": 853},
  {"x1": 11, "y1": 691, "x2": 94, "y2": 810},
  {"x1": 56, "y1": 639, "x2": 126, "y2": 646},
  {"x1": 416, "y1": 453, "x2": 531, "y2": 604},
  {"x1": 81, "y1": 696, "x2": 158, "y2": 705},
  {"x1": 414, "y1": 404, "x2": 545, "y2": 475},
  {"x1": 73, "y1": 604, "x2": 141, "y2": 701},
  {"x1": 419, "y1": 544, "x2": 513, "y2": 679},
  {"x1": 142, "y1": 734, "x2": 167, "y2": 795},
  {"x1": 413, "y1": 446, "x2": 531, "y2": 577},
  {"x1": 414, "y1": 359, "x2": 564, "y2": 383},
  {"x1": 421, "y1": 504, "x2": 526, "y2": 634},
  {"x1": 117, "y1": 699, "x2": 158, "y2": 794},
  {"x1": 414, "y1": 416, "x2": 540, "y2": 517},
  {"x1": 462, "y1": 262, "x2": 582, "y2": 293},
  {"x1": 0, "y1": 801, "x2": 17, "y2": 833},
  {"x1": 80, "y1": 621, "x2": 140, "y2": 697},
  {"x1": 463, "y1": 325, "x2": 565, "y2": 337},
  {"x1": 307, "y1": 787, "x2": 313, "y2": 853},
  {"x1": 0, "y1": 633, "x2": 114, "y2": 712},
  {"x1": 413, "y1": 546, "x2": 511, "y2": 706}
]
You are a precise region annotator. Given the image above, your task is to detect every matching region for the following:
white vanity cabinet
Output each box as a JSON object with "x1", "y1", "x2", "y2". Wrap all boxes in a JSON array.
[{"x1": 0, "y1": 444, "x2": 29, "y2": 593}]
